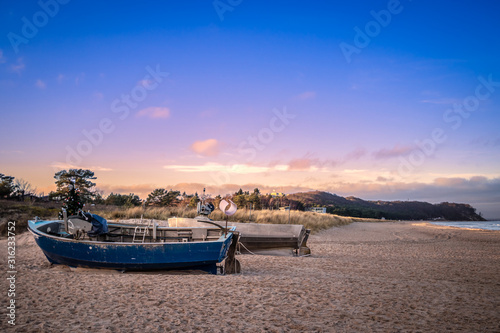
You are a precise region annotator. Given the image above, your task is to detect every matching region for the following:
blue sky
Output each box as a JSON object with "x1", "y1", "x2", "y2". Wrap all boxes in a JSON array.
[{"x1": 1, "y1": 0, "x2": 499, "y2": 218}]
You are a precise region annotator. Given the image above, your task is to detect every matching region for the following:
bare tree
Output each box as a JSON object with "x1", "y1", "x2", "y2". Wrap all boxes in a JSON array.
[{"x1": 13, "y1": 178, "x2": 37, "y2": 201}]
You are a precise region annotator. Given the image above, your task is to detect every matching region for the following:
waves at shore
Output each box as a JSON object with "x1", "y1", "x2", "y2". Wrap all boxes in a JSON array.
[{"x1": 431, "y1": 221, "x2": 500, "y2": 230}]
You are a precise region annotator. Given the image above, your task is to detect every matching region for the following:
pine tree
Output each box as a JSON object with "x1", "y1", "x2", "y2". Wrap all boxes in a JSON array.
[{"x1": 58, "y1": 181, "x2": 83, "y2": 218}]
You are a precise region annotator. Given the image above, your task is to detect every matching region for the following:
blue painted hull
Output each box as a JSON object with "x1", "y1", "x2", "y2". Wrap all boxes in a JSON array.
[{"x1": 28, "y1": 220, "x2": 233, "y2": 274}]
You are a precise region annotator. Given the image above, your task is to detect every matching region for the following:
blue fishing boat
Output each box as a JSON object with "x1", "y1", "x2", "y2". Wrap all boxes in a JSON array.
[{"x1": 28, "y1": 212, "x2": 235, "y2": 274}]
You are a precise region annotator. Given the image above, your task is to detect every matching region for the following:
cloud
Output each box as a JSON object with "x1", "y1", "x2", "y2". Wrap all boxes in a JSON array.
[
  {"x1": 35, "y1": 79, "x2": 46, "y2": 89},
  {"x1": 137, "y1": 79, "x2": 154, "y2": 87},
  {"x1": 295, "y1": 91, "x2": 317, "y2": 101},
  {"x1": 50, "y1": 162, "x2": 113, "y2": 171},
  {"x1": 420, "y1": 98, "x2": 461, "y2": 105},
  {"x1": 342, "y1": 148, "x2": 367, "y2": 162},
  {"x1": 164, "y1": 163, "x2": 288, "y2": 174},
  {"x1": 75, "y1": 72, "x2": 85, "y2": 86},
  {"x1": 373, "y1": 144, "x2": 414, "y2": 159},
  {"x1": 343, "y1": 169, "x2": 366, "y2": 174},
  {"x1": 136, "y1": 106, "x2": 171, "y2": 119},
  {"x1": 285, "y1": 148, "x2": 370, "y2": 172},
  {"x1": 190, "y1": 139, "x2": 220, "y2": 157},
  {"x1": 287, "y1": 152, "x2": 338, "y2": 172},
  {"x1": 56, "y1": 74, "x2": 65, "y2": 83},
  {"x1": 287, "y1": 157, "x2": 332, "y2": 172},
  {"x1": 10, "y1": 58, "x2": 25, "y2": 74},
  {"x1": 288, "y1": 158, "x2": 314, "y2": 171}
]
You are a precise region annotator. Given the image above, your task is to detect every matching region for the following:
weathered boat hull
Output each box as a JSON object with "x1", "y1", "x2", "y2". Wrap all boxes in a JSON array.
[{"x1": 28, "y1": 220, "x2": 233, "y2": 274}]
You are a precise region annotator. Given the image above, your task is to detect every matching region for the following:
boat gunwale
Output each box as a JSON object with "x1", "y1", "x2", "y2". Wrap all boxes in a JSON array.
[{"x1": 28, "y1": 220, "x2": 235, "y2": 246}]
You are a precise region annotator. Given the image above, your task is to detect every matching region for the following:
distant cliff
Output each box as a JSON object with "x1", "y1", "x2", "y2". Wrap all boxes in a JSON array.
[{"x1": 287, "y1": 191, "x2": 485, "y2": 221}]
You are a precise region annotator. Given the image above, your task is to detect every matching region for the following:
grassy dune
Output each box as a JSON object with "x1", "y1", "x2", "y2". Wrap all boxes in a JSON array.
[
  {"x1": 0, "y1": 200, "x2": 60, "y2": 235},
  {"x1": 0, "y1": 199, "x2": 379, "y2": 236},
  {"x1": 97, "y1": 206, "x2": 378, "y2": 233}
]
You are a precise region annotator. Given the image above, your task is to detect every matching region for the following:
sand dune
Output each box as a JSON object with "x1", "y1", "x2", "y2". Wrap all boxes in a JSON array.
[{"x1": 1, "y1": 222, "x2": 499, "y2": 332}]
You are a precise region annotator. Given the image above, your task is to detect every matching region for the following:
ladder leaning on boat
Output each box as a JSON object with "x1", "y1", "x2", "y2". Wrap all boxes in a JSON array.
[{"x1": 132, "y1": 217, "x2": 153, "y2": 243}]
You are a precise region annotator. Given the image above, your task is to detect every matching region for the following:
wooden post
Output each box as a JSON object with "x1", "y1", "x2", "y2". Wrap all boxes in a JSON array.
[
  {"x1": 225, "y1": 215, "x2": 228, "y2": 237},
  {"x1": 63, "y1": 209, "x2": 68, "y2": 233},
  {"x1": 224, "y1": 232, "x2": 241, "y2": 274}
]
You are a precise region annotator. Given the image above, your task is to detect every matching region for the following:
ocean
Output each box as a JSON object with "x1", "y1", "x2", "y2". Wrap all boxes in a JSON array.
[{"x1": 430, "y1": 221, "x2": 500, "y2": 231}]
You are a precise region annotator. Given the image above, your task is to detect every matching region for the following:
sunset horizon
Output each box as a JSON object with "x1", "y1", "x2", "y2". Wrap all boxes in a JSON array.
[{"x1": 1, "y1": 1, "x2": 499, "y2": 218}]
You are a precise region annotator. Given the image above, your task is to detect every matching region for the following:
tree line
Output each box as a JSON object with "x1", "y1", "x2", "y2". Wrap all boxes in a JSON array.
[
  {"x1": 0, "y1": 173, "x2": 39, "y2": 201},
  {"x1": 1, "y1": 169, "x2": 306, "y2": 212}
]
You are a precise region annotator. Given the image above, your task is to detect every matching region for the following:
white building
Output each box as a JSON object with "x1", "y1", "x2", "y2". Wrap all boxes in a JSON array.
[{"x1": 309, "y1": 207, "x2": 327, "y2": 214}]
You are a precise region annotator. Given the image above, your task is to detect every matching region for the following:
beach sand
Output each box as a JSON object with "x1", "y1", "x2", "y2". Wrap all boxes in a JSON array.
[{"x1": 1, "y1": 222, "x2": 499, "y2": 332}]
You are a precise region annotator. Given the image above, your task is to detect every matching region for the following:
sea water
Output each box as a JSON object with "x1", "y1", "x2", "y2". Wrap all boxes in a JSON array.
[{"x1": 430, "y1": 221, "x2": 500, "y2": 231}]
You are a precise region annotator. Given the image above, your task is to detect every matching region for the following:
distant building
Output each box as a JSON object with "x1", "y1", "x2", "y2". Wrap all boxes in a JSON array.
[
  {"x1": 270, "y1": 190, "x2": 285, "y2": 198},
  {"x1": 309, "y1": 207, "x2": 326, "y2": 214}
]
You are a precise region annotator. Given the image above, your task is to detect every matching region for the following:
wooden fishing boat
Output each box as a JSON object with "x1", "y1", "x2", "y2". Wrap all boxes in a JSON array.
[
  {"x1": 28, "y1": 213, "x2": 235, "y2": 274},
  {"x1": 169, "y1": 217, "x2": 311, "y2": 256}
]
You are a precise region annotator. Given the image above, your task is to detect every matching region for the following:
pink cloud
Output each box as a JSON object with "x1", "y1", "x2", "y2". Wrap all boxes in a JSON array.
[
  {"x1": 373, "y1": 144, "x2": 414, "y2": 159},
  {"x1": 35, "y1": 79, "x2": 46, "y2": 89},
  {"x1": 288, "y1": 158, "x2": 312, "y2": 171},
  {"x1": 136, "y1": 107, "x2": 171, "y2": 119},
  {"x1": 190, "y1": 139, "x2": 220, "y2": 156},
  {"x1": 342, "y1": 148, "x2": 367, "y2": 162},
  {"x1": 10, "y1": 58, "x2": 25, "y2": 74}
]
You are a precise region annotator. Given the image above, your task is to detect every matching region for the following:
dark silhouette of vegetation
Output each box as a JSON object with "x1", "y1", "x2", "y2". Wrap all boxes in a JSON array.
[
  {"x1": 105, "y1": 193, "x2": 142, "y2": 207},
  {"x1": 288, "y1": 191, "x2": 485, "y2": 221},
  {"x1": 146, "y1": 189, "x2": 181, "y2": 207},
  {"x1": 50, "y1": 169, "x2": 97, "y2": 203},
  {"x1": 0, "y1": 173, "x2": 15, "y2": 198}
]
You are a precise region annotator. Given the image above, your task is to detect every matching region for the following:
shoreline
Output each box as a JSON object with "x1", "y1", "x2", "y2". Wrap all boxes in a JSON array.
[{"x1": 1, "y1": 221, "x2": 499, "y2": 332}]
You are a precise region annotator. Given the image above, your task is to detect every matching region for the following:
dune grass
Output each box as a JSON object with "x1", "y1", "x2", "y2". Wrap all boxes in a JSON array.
[
  {"x1": 0, "y1": 199, "x2": 380, "y2": 236},
  {"x1": 96, "y1": 206, "x2": 378, "y2": 233},
  {"x1": 0, "y1": 199, "x2": 60, "y2": 235}
]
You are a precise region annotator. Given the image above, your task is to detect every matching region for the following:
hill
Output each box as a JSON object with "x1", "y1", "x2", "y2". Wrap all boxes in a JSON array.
[{"x1": 287, "y1": 191, "x2": 485, "y2": 221}]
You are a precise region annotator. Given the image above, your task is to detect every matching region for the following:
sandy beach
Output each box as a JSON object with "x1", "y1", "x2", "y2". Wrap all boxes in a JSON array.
[{"x1": 1, "y1": 221, "x2": 499, "y2": 332}]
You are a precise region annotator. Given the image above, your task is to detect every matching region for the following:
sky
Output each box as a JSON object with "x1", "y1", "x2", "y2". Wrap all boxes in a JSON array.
[{"x1": 1, "y1": 0, "x2": 499, "y2": 218}]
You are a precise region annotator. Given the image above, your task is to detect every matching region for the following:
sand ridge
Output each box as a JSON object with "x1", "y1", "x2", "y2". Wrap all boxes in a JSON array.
[{"x1": 1, "y1": 222, "x2": 499, "y2": 332}]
